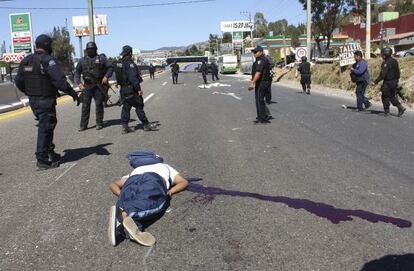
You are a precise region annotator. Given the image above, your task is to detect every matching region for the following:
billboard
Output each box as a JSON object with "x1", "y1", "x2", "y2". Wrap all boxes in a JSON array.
[
  {"x1": 339, "y1": 43, "x2": 361, "y2": 67},
  {"x1": 220, "y1": 21, "x2": 253, "y2": 33},
  {"x1": 9, "y1": 13, "x2": 34, "y2": 53},
  {"x1": 72, "y1": 15, "x2": 108, "y2": 37}
]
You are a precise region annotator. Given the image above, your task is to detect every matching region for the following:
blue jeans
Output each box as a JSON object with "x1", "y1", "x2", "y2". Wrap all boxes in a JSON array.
[
  {"x1": 29, "y1": 96, "x2": 57, "y2": 161},
  {"x1": 356, "y1": 81, "x2": 370, "y2": 110}
]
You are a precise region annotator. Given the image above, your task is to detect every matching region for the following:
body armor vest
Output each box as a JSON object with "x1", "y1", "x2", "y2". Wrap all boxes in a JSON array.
[
  {"x1": 81, "y1": 56, "x2": 104, "y2": 85},
  {"x1": 22, "y1": 54, "x2": 57, "y2": 97},
  {"x1": 115, "y1": 61, "x2": 129, "y2": 86}
]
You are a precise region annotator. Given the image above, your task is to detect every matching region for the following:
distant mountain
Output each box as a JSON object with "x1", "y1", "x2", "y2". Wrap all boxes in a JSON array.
[{"x1": 143, "y1": 41, "x2": 209, "y2": 53}]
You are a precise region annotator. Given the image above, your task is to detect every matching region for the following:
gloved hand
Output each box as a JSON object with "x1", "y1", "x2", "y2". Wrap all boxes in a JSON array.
[{"x1": 70, "y1": 92, "x2": 80, "y2": 105}]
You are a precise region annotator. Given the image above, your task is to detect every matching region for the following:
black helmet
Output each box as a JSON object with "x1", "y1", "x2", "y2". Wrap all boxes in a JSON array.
[
  {"x1": 35, "y1": 34, "x2": 53, "y2": 54},
  {"x1": 120, "y1": 45, "x2": 133, "y2": 57},
  {"x1": 381, "y1": 47, "x2": 392, "y2": 57},
  {"x1": 301, "y1": 56, "x2": 307, "y2": 62},
  {"x1": 86, "y1": 41, "x2": 97, "y2": 50}
]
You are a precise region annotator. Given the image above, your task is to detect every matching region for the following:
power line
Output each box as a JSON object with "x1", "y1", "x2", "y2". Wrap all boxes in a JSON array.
[{"x1": 0, "y1": 0, "x2": 215, "y2": 10}]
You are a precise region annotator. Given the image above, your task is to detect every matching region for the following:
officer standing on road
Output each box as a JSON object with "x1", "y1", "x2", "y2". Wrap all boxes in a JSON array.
[
  {"x1": 249, "y1": 46, "x2": 272, "y2": 124},
  {"x1": 171, "y1": 61, "x2": 179, "y2": 84},
  {"x1": 115, "y1": 45, "x2": 157, "y2": 134},
  {"x1": 149, "y1": 63, "x2": 156, "y2": 80},
  {"x1": 297, "y1": 56, "x2": 311, "y2": 95},
  {"x1": 75, "y1": 42, "x2": 113, "y2": 131},
  {"x1": 15, "y1": 34, "x2": 79, "y2": 170},
  {"x1": 211, "y1": 61, "x2": 220, "y2": 81},
  {"x1": 200, "y1": 61, "x2": 208, "y2": 85},
  {"x1": 373, "y1": 47, "x2": 406, "y2": 117}
]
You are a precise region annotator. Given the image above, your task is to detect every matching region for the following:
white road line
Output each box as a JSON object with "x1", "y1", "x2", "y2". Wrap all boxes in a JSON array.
[
  {"x1": 143, "y1": 246, "x2": 154, "y2": 271},
  {"x1": 162, "y1": 82, "x2": 167, "y2": 86},
  {"x1": 47, "y1": 162, "x2": 77, "y2": 188},
  {"x1": 144, "y1": 93, "x2": 155, "y2": 103}
]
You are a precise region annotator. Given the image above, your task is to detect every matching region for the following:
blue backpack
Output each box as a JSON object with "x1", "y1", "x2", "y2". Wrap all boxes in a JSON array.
[{"x1": 127, "y1": 150, "x2": 164, "y2": 168}]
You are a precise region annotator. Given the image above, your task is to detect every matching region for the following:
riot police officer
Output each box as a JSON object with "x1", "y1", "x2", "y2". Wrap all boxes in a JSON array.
[
  {"x1": 373, "y1": 47, "x2": 406, "y2": 117},
  {"x1": 149, "y1": 63, "x2": 156, "y2": 80},
  {"x1": 249, "y1": 46, "x2": 272, "y2": 124},
  {"x1": 115, "y1": 45, "x2": 156, "y2": 134},
  {"x1": 297, "y1": 56, "x2": 311, "y2": 94},
  {"x1": 75, "y1": 42, "x2": 113, "y2": 131},
  {"x1": 200, "y1": 61, "x2": 208, "y2": 84},
  {"x1": 171, "y1": 61, "x2": 179, "y2": 84},
  {"x1": 211, "y1": 61, "x2": 219, "y2": 81},
  {"x1": 15, "y1": 34, "x2": 79, "y2": 170}
]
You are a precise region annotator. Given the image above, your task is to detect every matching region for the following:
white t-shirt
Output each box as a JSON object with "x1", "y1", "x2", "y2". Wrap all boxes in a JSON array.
[{"x1": 123, "y1": 163, "x2": 179, "y2": 190}]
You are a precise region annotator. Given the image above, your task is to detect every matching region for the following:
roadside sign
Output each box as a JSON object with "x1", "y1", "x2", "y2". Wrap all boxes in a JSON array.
[
  {"x1": 220, "y1": 21, "x2": 253, "y2": 32},
  {"x1": 72, "y1": 15, "x2": 108, "y2": 37},
  {"x1": 339, "y1": 43, "x2": 361, "y2": 67},
  {"x1": 233, "y1": 32, "x2": 243, "y2": 42},
  {"x1": 295, "y1": 47, "x2": 308, "y2": 61},
  {"x1": 1, "y1": 52, "x2": 26, "y2": 63},
  {"x1": 9, "y1": 13, "x2": 34, "y2": 53}
]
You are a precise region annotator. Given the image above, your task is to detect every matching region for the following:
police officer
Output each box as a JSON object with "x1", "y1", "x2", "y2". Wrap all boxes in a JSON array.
[
  {"x1": 297, "y1": 56, "x2": 311, "y2": 95},
  {"x1": 14, "y1": 34, "x2": 79, "y2": 170},
  {"x1": 200, "y1": 61, "x2": 208, "y2": 84},
  {"x1": 249, "y1": 46, "x2": 272, "y2": 124},
  {"x1": 211, "y1": 61, "x2": 219, "y2": 81},
  {"x1": 171, "y1": 61, "x2": 179, "y2": 84},
  {"x1": 75, "y1": 41, "x2": 113, "y2": 131},
  {"x1": 373, "y1": 47, "x2": 406, "y2": 117},
  {"x1": 115, "y1": 45, "x2": 156, "y2": 134},
  {"x1": 149, "y1": 63, "x2": 156, "y2": 80}
]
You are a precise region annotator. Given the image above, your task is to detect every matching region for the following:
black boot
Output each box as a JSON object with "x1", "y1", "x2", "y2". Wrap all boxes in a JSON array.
[
  {"x1": 122, "y1": 127, "x2": 133, "y2": 134},
  {"x1": 397, "y1": 105, "x2": 406, "y2": 117},
  {"x1": 37, "y1": 159, "x2": 59, "y2": 170},
  {"x1": 48, "y1": 150, "x2": 61, "y2": 164}
]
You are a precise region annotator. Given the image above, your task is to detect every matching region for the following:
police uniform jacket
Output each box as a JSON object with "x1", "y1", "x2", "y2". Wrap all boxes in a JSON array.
[
  {"x1": 74, "y1": 54, "x2": 113, "y2": 86},
  {"x1": 251, "y1": 55, "x2": 272, "y2": 83},
  {"x1": 374, "y1": 57, "x2": 400, "y2": 84},
  {"x1": 15, "y1": 51, "x2": 75, "y2": 97}
]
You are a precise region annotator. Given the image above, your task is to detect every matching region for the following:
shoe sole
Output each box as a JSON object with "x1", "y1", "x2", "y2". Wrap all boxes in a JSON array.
[
  {"x1": 122, "y1": 216, "x2": 156, "y2": 247},
  {"x1": 108, "y1": 206, "x2": 117, "y2": 246}
]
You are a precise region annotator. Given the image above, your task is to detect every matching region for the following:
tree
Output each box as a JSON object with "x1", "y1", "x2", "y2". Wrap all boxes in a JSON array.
[
  {"x1": 299, "y1": 0, "x2": 355, "y2": 55},
  {"x1": 222, "y1": 32, "x2": 232, "y2": 43},
  {"x1": 49, "y1": 26, "x2": 75, "y2": 72},
  {"x1": 209, "y1": 34, "x2": 219, "y2": 54},
  {"x1": 254, "y1": 12, "x2": 268, "y2": 38},
  {"x1": 189, "y1": 45, "x2": 199, "y2": 55}
]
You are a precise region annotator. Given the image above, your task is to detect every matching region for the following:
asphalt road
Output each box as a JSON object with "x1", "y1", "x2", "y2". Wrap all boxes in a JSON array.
[{"x1": 0, "y1": 71, "x2": 413, "y2": 271}]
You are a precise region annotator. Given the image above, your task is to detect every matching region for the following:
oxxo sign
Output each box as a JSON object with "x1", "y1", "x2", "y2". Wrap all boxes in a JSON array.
[{"x1": 339, "y1": 43, "x2": 361, "y2": 67}]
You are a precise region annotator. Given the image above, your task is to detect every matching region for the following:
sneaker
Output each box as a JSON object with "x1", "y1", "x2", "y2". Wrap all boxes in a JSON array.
[
  {"x1": 122, "y1": 216, "x2": 156, "y2": 247},
  {"x1": 78, "y1": 126, "x2": 87, "y2": 132},
  {"x1": 398, "y1": 107, "x2": 406, "y2": 117},
  {"x1": 36, "y1": 160, "x2": 59, "y2": 170},
  {"x1": 96, "y1": 125, "x2": 103, "y2": 130},
  {"x1": 122, "y1": 127, "x2": 133, "y2": 134},
  {"x1": 108, "y1": 205, "x2": 118, "y2": 246},
  {"x1": 48, "y1": 150, "x2": 61, "y2": 163}
]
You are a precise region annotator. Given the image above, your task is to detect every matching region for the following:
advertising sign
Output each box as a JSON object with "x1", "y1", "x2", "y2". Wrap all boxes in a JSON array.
[
  {"x1": 220, "y1": 43, "x2": 233, "y2": 54},
  {"x1": 339, "y1": 43, "x2": 361, "y2": 67},
  {"x1": 295, "y1": 47, "x2": 308, "y2": 61},
  {"x1": 9, "y1": 13, "x2": 33, "y2": 53},
  {"x1": 233, "y1": 32, "x2": 243, "y2": 41},
  {"x1": 220, "y1": 21, "x2": 253, "y2": 33},
  {"x1": 1, "y1": 52, "x2": 26, "y2": 63},
  {"x1": 72, "y1": 15, "x2": 108, "y2": 37}
]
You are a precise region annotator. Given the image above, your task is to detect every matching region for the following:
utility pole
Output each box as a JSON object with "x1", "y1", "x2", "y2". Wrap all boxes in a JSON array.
[
  {"x1": 87, "y1": 0, "x2": 95, "y2": 42},
  {"x1": 283, "y1": 24, "x2": 287, "y2": 66},
  {"x1": 240, "y1": 11, "x2": 253, "y2": 46},
  {"x1": 366, "y1": 0, "x2": 371, "y2": 59},
  {"x1": 306, "y1": 0, "x2": 311, "y2": 61}
]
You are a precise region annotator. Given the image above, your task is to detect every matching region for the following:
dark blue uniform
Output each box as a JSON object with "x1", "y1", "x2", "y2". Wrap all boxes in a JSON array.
[
  {"x1": 15, "y1": 51, "x2": 77, "y2": 164},
  {"x1": 117, "y1": 59, "x2": 150, "y2": 128},
  {"x1": 149, "y1": 64, "x2": 156, "y2": 80},
  {"x1": 171, "y1": 63, "x2": 179, "y2": 84},
  {"x1": 252, "y1": 55, "x2": 272, "y2": 121},
  {"x1": 200, "y1": 62, "x2": 208, "y2": 84},
  {"x1": 211, "y1": 62, "x2": 219, "y2": 81},
  {"x1": 74, "y1": 54, "x2": 113, "y2": 129}
]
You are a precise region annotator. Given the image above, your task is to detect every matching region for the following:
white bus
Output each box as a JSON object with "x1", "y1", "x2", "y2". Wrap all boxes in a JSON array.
[
  {"x1": 217, "y1": 54, "x2": 238, "y2": 74},
  {"x1": 240, "y1": 53, "x2": 255, "y2": 75}
]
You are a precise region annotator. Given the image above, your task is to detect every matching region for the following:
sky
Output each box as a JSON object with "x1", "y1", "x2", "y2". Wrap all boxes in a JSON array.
[{"x1": 0, "y1": 0, "x2": 305, "y2": 57}]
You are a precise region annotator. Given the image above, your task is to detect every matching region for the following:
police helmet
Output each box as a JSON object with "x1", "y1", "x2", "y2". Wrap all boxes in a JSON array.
[
  {"x1": 86, "y1": 42, "x2": 97, "y2": 50},
  {"x1": 35, "y1": 34, "x2": 53, "y2": 53},
  {"x1": 381, "y1": 47, "x2": 392, "y2": 57},
  {"x1": 120, "y1": 45, "x2": 133, "y2": 57},
  {"x1": 301, "y1": 56, "x2": 307, "y2": 62}
]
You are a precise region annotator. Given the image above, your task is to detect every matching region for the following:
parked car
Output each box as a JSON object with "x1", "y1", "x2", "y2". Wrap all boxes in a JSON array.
[{"x1": 395, "y1": 47, "x2": 414, "y2": 57}]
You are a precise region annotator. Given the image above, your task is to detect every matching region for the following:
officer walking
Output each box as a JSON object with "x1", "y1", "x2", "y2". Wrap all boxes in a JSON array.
[
  {"x1": 249, "y1": 46, "x2": 272, "y2": 124},
  {"x1": 14, "y1": 34, "x2": 79, "y2": 170},
  {"x1": 297, "y1": 56, "x2": 311, "y2": 94},
  {"x1": 75, "y1": 42, "x2": 113, "y2": 131},
  {"x1": 149, "y1": 63, "x2": 156, "y2": 80},
  {"x1": 171, "y1": 61, "x2": 179, "y2": 84},
  {"x1": 373, "y1": 47, "x2": 406, "y2": 117},
  {"x1": 200, "y1": 61, "x2": 208, "y2": 85},
  {"x1": 115, "y1": 45, "x2": 157, "y2": 134},
  {"x1": 211, "y1": 61, "x2": 219, "y2": 81}
]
